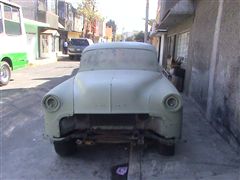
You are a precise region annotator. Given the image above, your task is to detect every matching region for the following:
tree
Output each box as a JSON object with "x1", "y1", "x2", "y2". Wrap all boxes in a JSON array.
[
  {"x1": 106, "y1": 19, "x2": 117, "y2": 41},
  {"x1": 77, "y1": 0, "x2": 100, "y2": 39},
  {"x1": 134, "y1": 31, "x2": 144, "y2": 42},
  {"x1": 125, "y1": 31, "x2": 144, "y2": 42},
  {"x1": 115, "y1": 34, "x2": 123, "y2": 41},
  {"x1": 143, "y1": 18, "x2": 155, "y2": 26},
  {"x1": 126, "y1": 36, "x2": 134, "y2": 42}
]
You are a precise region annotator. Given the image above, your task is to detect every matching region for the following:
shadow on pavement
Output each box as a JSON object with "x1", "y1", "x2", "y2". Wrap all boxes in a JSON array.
[
  {"x1": 1, "y1": 67, "x2": 79, "y2": 98},
  {"x1": 57, "y1": 55, "x2": 81, "y2": 62}
]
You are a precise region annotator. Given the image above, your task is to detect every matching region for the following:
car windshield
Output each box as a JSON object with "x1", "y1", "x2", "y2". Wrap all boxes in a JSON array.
[
  {"x1": 79, "y1": 48, "x2": 159, "y2": 71},
  {"x1": 70, "y1": 39, "x2": 89, "y2": 46}
]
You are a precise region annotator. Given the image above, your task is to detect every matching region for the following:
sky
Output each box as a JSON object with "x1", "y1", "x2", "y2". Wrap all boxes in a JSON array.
[
  {"x1": 97, "y1": 0, "x2": 158, "y2": 33},
  {"x1": 69, "y1": 0, "x2": 158, "y2": 33}
]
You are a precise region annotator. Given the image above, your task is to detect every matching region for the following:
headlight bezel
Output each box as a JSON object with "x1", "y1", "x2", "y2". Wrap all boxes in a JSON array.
[
  {"x1": 42, "y1": 95, "x2": 61, "y2": 113},
  {"x1": 163, "y1": 94, "x2": 182, "y2": 112}
]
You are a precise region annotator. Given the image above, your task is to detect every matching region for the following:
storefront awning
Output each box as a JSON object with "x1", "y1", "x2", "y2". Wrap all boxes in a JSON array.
[
  {"x1": 159, "y1": 0, "x2": 194, "y2": 29},
  {"x1": 58, "y1": 22, "x2": 65, "y2": 29},
  {"x1": 149, "y1": 29, "x2": 167, "y2": 38},
  {"x1": 42, "y1": 29, "x2": 60, "y2": 36},
  {"x1": 24, "y1": 18, "x2": 50, "y2": 28}
]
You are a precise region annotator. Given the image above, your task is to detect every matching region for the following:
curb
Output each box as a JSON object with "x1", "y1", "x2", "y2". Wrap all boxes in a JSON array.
[{"x1": 28, "y1": 58, "x2": 59, "y2": 67}]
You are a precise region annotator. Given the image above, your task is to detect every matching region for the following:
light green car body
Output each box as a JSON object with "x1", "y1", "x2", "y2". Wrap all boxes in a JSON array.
[{"x1": 43, "y1": 42, "x2": 182, "y2": 145}]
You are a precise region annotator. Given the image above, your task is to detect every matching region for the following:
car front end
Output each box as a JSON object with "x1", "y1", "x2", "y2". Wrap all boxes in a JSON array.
[
  {"x1": 42, "y1": 42, "x2": 183, "y2": 156},
  {"x1": 68, "y1": 46, "x2": 85, "y2": 56},
  {"x1": 42, "y1": 71, "x2": 182, "y2": 156}
]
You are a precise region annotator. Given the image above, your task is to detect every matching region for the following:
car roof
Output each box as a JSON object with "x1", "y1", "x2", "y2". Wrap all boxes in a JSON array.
[{"x1": 83, "y1": 42, "x2": 156, "y2": 53}]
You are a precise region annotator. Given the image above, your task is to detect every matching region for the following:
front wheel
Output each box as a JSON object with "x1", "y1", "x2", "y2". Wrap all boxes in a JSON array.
[
  {"x1": 53, "y1": 139, "x2": 77, "y2": 157},
  {"x1": 0, "y1": 62, "x2": 11, "y2": 86}
]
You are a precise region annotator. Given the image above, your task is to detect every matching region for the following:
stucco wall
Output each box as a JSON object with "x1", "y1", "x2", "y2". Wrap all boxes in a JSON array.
[
  {"x1": 24, "y1": 24, "x2": 39, "y2": 60},
  {"x1": 189, "y1": 0, "x2": 240, "y2": 151},
  {"x1": 210, "y1": 0, "x2": 240, "y2": 149},
  {"x1": 188, "y1": 0, "x2": 218, "y2": 111}
]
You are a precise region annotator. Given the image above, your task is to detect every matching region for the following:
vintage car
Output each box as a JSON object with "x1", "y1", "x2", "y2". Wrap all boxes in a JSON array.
[{"x1": 42, "y1": 42, "x2": 182, "y2": 156}]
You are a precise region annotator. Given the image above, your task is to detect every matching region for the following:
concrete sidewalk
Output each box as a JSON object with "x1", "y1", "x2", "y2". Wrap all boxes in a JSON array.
[
  {"x1": 141, "y1": 96, "x2": 240, "y2": 180},
  {"x1": 28, "y1": 53, "x2": 69, "y2": 67}
]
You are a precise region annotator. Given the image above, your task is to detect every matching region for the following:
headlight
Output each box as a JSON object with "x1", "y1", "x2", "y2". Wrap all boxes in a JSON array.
[
  {"x1": 164, "y1": 95, "x2": 181, "y2": 111},
  {"x1": 43, "y1": 95, "x2": 61, "y2": 112}
]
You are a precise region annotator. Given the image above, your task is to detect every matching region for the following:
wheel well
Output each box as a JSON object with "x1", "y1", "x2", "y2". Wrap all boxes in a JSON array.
[{"x1": 1, "y1": 58, "x2": 13, "y2": 70}]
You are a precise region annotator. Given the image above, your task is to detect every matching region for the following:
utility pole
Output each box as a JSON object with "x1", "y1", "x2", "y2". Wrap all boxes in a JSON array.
[{"x1": 144, "y1": 0, "x2": 149, "y2": 43}]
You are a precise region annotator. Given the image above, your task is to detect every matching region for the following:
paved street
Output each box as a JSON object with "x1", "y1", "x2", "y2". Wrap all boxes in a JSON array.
[{"x1": 1, "y1": 59, "x2": 240, "y2": 180}]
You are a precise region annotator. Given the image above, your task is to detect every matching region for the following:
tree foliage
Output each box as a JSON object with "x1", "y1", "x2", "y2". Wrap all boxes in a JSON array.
[
  {"x1": 143, "y1": 18, "x2": 155, "y2": 26},
  {"x1": 78, "y1": 0, "x2": 100, "y2": 22},
  {"x1": 77, "y1": 0, "x2": 101, "y2": 38},
  {"x1": 115, "y1": 34, "x2": 123, "y2": 41},
  {"x1": 125, "y1": 31, "x2": 144, "y2": 42},
  {"x1": 126, "y1": 36, "x2": 134, "y2": 42},
  {"x1": 134, "y1": 31, "x2": 144, "y2": 42}
]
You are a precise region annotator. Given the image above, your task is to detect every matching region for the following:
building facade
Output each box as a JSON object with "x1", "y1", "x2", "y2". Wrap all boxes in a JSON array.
[
  {"x1": 105, "y1": 25, "x2": 112, "y2": 42},
  {"x1": 58, "y1": 0, "x2": 83, "y2": 51},
  {"x1": 10, "y1": 0, "x2": 83, "y2": 59},
  {"x1": 152, "y1": 0, "x2": 240, "y2": 152},
  {"x1": 10, "y1": 0, "x2": 59, "y2": 60}
]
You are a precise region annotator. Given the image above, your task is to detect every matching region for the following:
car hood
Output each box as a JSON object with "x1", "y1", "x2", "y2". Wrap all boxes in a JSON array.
[{"x1": 73, "y1": 70, "x2": 162, "y2": 113}]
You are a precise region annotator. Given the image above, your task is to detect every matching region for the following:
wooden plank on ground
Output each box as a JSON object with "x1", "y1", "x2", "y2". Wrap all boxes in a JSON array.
[{"x1": 127, "y1": 144, "x2": 142, "y2": 180}]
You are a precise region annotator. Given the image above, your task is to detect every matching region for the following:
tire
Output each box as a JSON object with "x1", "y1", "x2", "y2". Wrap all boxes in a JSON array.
[
  {"x1": 0, "y1": 61, "x2": 11, "y2": 86},
  {"x1": 69, "y1": 55, "x2": 74, "y2": 60},
  {"x1": 53, "y1": 139, "x2": 77, "y2": 157},
  {"x1": 158, "y1": 143, "x2": 175, "y2": 156}
]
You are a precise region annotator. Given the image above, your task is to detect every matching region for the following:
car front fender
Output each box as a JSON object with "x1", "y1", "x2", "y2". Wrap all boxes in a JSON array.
[
  {"x1": 148, "y1": 76, "x2": 183, "y2": 139},
  {"x1": 43, "y1": 77, "x2": 74, "y2": 139}
]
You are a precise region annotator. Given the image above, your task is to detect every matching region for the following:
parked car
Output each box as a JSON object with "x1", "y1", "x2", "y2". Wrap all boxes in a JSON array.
[
  {"x1": 68, "y1": 38, "x2": 93, "y2": 60},
  {"x1": 42, "y1": 42, "x2": 183, "y2": 157}
]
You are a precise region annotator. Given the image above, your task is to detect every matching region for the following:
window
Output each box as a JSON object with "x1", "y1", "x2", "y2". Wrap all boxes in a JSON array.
[
  {"x1": 12, "y1": 7, "x2": 20, "y2": 22},
  {"x1": 47, "y1": 0, "x2": 57, "y2": 14},
  {"x1": 4, "y1": 5, "x2": 21, "y2": 35},
  {"x1": 0, "y1": 5, "x2": 3, "y2": 33},
  {"x1": 4, "y1": 5, "x2": 12, "y2": 19},
  {"x1": 167, "y1": 35, "x2": 176, "y2": 58},
  {"x1": 175, "y1": 32, "x2": 190, "y2": 60},
  {"x1": 41, "y1": 34, "x2": 49, "y2": 53},
  {"x1": 38, "y1": 0, "x2": 46, "y2": 11}
]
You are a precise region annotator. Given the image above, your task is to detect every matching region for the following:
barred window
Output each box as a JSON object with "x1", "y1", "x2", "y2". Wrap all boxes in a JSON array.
[{"x1": 175, "y1": 32, "x2": 190, "y2": 60}]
